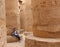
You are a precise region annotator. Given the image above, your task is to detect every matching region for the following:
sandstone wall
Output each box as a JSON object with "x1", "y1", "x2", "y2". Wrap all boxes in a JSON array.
[
  {"x1": 25, "y1": 0, "x2": 60, "y2": 47},
  {"x1": 25, "y1": 36, "x2": 60, "y2": 47},
  {"x1": 19, "y1": 0, "x2": 24, "y2": 29},
  {"x1": 6, "y1": 0, "x2": 20, "y2": 35},
  {"x1": 0, "y1": 0, "x2": 6, "y2": 47},
  {"x1": 20, "y1": 0, "x2": 33, "y2": 32},
  {"x1": 32, "y1": 0, "x2": 60, "y2": 38}
]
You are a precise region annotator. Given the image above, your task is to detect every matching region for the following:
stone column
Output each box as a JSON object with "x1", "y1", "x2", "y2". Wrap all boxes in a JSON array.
[
  {"x1": 22, "y1": 0, "x2": 33, "y2": 32},
  {"x1": 25, "y1": 0, "x2": 60, "y2": 47},
  {"x1": 6, "y1": 0, "x2": 20, "y2": 35},
  {"x1": 32, "y1": 0, "x2": 60, "y2": 38},
  {"x1": 0, "y1": 0, "x2": 6, "y2": 47}
]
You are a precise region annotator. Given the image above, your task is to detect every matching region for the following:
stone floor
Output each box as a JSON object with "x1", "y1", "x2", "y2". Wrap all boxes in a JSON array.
[
  {"x1": 7, "y1": 34, "x2": 25, "y2": 47},
  {"x1": 7, "y1": 32, "x2": 60, "y2": 47},
  {"x1": 7, "y1": 32, "x2": 33, "y2": 47}
]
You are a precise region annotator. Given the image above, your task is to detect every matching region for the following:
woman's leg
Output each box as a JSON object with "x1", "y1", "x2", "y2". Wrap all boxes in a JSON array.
[{"x1": 15, "y1": 35, "x2": 20, "y2": 40}]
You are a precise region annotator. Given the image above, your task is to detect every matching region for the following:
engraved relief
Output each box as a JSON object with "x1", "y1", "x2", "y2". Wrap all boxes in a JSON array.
[
  {"x1": 33, "y1": 0, "x2": 60, "y2": 10},
  {"x1": 32, "y1": 0, "x2": 60, "y2": 32},
  {"x1": 39, "y1": 0, "x2": 58, "y2": 8}
]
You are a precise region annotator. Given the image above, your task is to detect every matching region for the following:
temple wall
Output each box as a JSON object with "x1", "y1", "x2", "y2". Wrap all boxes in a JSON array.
[
  {"x1": 6, "y1": 0, "x2": 20, "y2": 35},
  {"x1": 20, "y1": 0, "x2": 33, "y2": 32},
  {"x1": 0, "y1": 0, "x2": 6, "y2": 47},
  {"x1": 32, "y1": 0, "x2": 60, "y2": 38}
]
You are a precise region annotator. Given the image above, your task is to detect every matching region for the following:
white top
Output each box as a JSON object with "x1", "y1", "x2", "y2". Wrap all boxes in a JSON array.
[{"x1": 13, "y1": 31, "x2": 18, "y2": 35}]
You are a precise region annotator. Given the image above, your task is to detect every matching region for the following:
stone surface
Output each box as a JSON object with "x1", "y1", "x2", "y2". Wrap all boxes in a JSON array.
[
  {"x1": 5, "y1": 0, "x2": 20, "y2": 35},
  {"x1": 32, "y1": 0, "x2": 60, "y2": 38},
  {"x1": 20, "y1": 0, "x2": 33, "y2": 32},
  {"x1": 7, "y1": 34, "x2": 25, "y2": 47},
  {"x1": 7, "y1": 42, "x2": 24, "y2": 47},
  {"x1": 19, "y1": 0, "x2": 24, "y2": 29},
  {"x1": 0, "y1": 0, "x2": 6, "y2": 47},
  {"x1": 25, "y1": 35, "x2": 60, "y2": 47},
  {"x1": 7, "y1": 36, "x2": 18, "y2": 43}
]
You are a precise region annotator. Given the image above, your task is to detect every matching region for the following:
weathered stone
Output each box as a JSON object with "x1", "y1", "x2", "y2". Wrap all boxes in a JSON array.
[
  {"x1": 0, "y1": 0, "x2": 6, "y2": 47},
  {"x1": 32, "y1": 0, "x2": 60, "y2": 38},
  {"x1": 5, "y1": 0, "x2": 20, "y2": 35},
  {"x1": 20, "y1": 0, "x2": 33, "y2": 32},
  {"x1": 25, "y1": 35, "x2": 60, "y2": 47},
  {"x1": 7, "y1": 36, "x2": 18, "y2": 43}
]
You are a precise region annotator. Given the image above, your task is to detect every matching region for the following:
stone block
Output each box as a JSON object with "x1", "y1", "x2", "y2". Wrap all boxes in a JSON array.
[
  {"x1": 32, "y1": 0, "x2": 60, "y2": 38},
  {"x1": 25, "y1": 35, "x2": 60, "y2": 47},
  {"x1": 7, "y1": 36, "x2": 18, "y2": 43}
]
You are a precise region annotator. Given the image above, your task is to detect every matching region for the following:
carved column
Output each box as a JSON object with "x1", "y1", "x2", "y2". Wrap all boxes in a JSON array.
[
  {"x1": 32, "y1": 0, "x2": 60, "y2": 38},
  {"x1": 6, "y1": 0, "x2": 20, "y2": 35},
  {"x1": 25, "y1": 0, "x2": 60, "y2": 47},
  {"x1": 0, "y1": 0, "x2": 6, "y2": 47},
  {"x1": 23, "y1": 0, "x2": 33, "y2": 32}
]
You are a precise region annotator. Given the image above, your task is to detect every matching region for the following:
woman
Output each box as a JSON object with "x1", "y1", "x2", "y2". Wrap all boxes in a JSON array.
[{"x1": 11, "y1": 28, "x2": 20, "y2": 40}]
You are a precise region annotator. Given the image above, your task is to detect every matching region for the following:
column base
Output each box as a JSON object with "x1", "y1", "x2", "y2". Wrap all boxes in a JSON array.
[{"x1": 25, "y1": 35, "x2": 60, "y2": 47}]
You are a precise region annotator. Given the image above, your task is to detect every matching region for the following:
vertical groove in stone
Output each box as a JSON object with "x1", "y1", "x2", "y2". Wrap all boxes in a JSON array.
[{"x1": 21, "y1": 0, "x2": 33, "y2": 32}]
